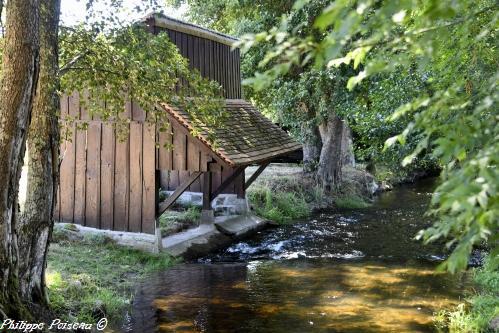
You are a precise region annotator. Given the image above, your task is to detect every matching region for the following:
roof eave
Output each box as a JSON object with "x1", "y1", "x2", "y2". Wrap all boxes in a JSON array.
[{"x1": 143, "y1": 12, "x2": 239, "y2": 47}]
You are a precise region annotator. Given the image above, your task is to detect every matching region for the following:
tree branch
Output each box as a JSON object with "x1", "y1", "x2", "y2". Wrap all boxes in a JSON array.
[{"x1": 59, "y1": 51, "x2": 90, "y2": 76}]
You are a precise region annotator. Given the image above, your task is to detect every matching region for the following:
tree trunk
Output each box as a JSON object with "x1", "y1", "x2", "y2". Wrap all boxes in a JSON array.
[
  {"x1": 316, "y1": 115, "x2": 344, "y2": 191},
  {"x1": 0, "y1": 0, "x2": 40, "y2": 320},
  {"x1": 341, "y1": 124, "x2": 355, "y2": 167},
  {"x1": 302, "y1": 122, "x2": 322, "y2": 174},
  {"x1": 19, "y1": 0, "x2": 60, "y2": 312}
]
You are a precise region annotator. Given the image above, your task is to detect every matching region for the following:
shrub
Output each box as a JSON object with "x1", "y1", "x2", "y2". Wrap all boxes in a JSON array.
[
  {"x1": 434, "y1": 256, "x2": 499, "y2": 332},
  {"x1": 248, "y1": 185, "x2": 310, "y2": 224}
]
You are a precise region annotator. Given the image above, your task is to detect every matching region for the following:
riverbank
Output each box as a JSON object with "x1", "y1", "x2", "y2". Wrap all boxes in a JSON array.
[
  {"x1": 46, "y1": 225, "x2": 176, "y2": 324},
  {"x1": 435, "y1": 255, "x2": 499, "y2": 332},
  {"x1": 246, "y1": 164, "x2": 376, "y2": 223}
]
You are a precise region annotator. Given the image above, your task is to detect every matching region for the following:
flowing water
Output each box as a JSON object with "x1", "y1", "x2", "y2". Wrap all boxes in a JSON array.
[{"x1": 123, "y1": 178, "x2": 469, "y2": 332}]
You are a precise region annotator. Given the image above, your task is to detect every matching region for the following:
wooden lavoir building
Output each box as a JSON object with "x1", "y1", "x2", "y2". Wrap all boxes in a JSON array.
[{"x1": 55, "y1": 13, "x2": 301, "y2": 239}]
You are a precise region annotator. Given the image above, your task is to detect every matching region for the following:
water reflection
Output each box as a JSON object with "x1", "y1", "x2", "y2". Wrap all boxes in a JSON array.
[
  {"x1": 127, "y1": 260, "x2": 467, "y2": 332},
  {"x1": 124, "y1": 179, "x2": 469, "y2": 332}
]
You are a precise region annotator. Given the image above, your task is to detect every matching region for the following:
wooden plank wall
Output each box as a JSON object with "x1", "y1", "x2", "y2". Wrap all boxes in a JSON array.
[
  {"x1": 160, "y1": 168, "x2": 244, "y2": 196},
  {"x1": 156, "y1": 119, "x2": 243, "y2": 195},
  {"x1": 156, "y1": 27, "x2": 242, "y2": 99},
  {"x1": 56, "y1": 94, "x2": 156, "y2": 234}
]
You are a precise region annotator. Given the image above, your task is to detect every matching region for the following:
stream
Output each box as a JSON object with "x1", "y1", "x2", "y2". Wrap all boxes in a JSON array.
[{"x1": 123, "y1": 178, "x2": 470, "y2": 332}]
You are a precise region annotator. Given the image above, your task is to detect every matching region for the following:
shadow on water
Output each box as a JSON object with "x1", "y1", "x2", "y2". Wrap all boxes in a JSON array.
[{"x1": 122, "y1": 178, "x2": 470, "y2": 332}]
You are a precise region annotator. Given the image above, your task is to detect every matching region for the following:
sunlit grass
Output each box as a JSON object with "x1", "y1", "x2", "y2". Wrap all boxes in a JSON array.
[{"x1": 47, "y1": 231, "x2": 177, "y2": 323}]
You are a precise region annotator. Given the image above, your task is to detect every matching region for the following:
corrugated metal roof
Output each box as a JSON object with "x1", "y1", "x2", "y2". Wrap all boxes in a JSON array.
[{"x1": 160, "y1": 99, "x2": 302, "y2": 166}]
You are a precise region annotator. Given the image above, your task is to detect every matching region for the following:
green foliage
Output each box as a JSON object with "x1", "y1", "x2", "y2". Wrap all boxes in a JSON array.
[
  {"x1": 47, "y1": 233, "x2": 176, "y2": 322},
  {"x1": 239, "y1": 0, "x2": 499, "y2": 272},
  {"x1": 59, "y1": 24, "x2": 224, "y2": 142},
  {"x1": 179, "y1": 0, "x2": 435, "y2": 183},
  {"x1": 435, "y1": 256, "x2": 499, "y2": 332},
  {"x1": 247, "y1": 185, "x2": 310, "y2": 223}
]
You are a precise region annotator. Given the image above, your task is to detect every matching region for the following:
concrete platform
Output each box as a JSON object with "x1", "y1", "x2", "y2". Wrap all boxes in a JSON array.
[
  {"x1": 161, "y1": 214, "x2": 269, "y2": 258},
  {"x1": 162, "y1": 224, "x2": 221, "y2": 257},
  {"x1": 214, "y1": 214, "x2": 268, "y2": 237}
]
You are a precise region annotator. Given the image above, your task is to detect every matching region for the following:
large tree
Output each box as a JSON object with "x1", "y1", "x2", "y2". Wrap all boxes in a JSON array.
[
  {"x1": 0, "y1": 0, "x2": 40, "y2": 320},
  {"x1": 19, "y1": 0, "x2": 61, "y2": 313},
  {"x1": 174, "y1": 0, "x2": 355, "y2": 189},
  {"x1": 240, "y1": 0, "x2": 498, "y2": 272}
]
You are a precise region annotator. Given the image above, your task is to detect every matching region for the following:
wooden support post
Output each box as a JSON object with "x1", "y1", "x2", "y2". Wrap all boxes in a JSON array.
[
  {"x1": 210, "y1": 167, "x2": 245, "y2": 202},
  {"x1": 202, "y1": 171, "x2": 212, "y2": 210},
  {"x1": 156, "y1": 171, "x2": 202, "y2": 217},
  {"x1": 245, "y1": 162, "x2": 269, "y2": 190},
  {"x1": 201, "y1": 171, "x2": 214, "y2": 224},
  {"x1": 155, "y1": 170, "x2": 160, "y2": 225}
]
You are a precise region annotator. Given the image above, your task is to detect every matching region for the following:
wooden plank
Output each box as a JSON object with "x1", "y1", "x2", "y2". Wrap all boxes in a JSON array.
[
  {"x1": 100, "y1": 123, "x2": 115, "y2": 230},
  {"x1": 207, "y1": 39, "x2": 213, "y2": 81},
  {"x1": 235, "y1": 168, "x2": 245, "y2": 198},
  {"x1": 142, "y1": 124, "x2": 156, "y2": 234},
  {"x1": 188, "y1": 34, "x2": 194, "y2": 69},
  {"x1": 209, "y1": 161, "x2": 223, "y2": 194},
  {"x1": 159, "y1": 170, "x2": 169, "y2": 190},
  {"x1": 200, "y1": 152, "x2": 211, "y2": 172},
  {"x1": 236, "y1": 48, "x2": 241, "y2": 98},
  {"x1": 199, "y1": 38, "x2": 206, "y2": 76},
  {"x1": 211, "y1": 167, "x2": 245, "y2": 201},
  {"x1": 85, "y1": 122, "x2": 101, "y2": 228},
  {"x1": 157, "y1": 171, "x2": 202, "y2": 216},
  {"x1": 113, "y1": 124, "x2": 130, "y2": 231},
  {"x1": 80, "y1": 90, "x2": 90, "y2": 120},
  {"x1": 193, "y1": 36, "x2": 199, "y2": 71},
  {"x1": 222, "y1": 166, "x2": 235, "y2": 194},
  {"x1": 158, "y1": 120, "x2": 173, "y2": 170},
  {"x1": 172, "y1": 125, "x2": 187, "y2": 170},
  {"x1": 187, "y1": 138, "x2": 201, "y2": 191},
  {"x1": 129, "y1": 122, "x2": 143, "y2": 232},
  {"x1": 228, "y1": 49, "x2": 233, "y2": 98},
  {"x1": 73, "y1": 127, "x2": 87, "y2": 225},
  {"x1": 203, "y1": 171, "x2": 212, "y2": 210},
  {"x1": 169, "y1": 170, "x2": 179, "y2": 190},
  {"x1": 187, "y1": 137, "x2": 200, "y2": 171},
  {"x1": 190, "y1": 171, "x2": 201, "y2": 192},
  {"x1": 245, "y1": 162, "x2": 269, "y2": 190},
  {"x1": 59, "y1": 123, "x2": 75, "y2": 223},
  {"x1": 132, "y1": 101, "x2": 146, "y2": 122}
]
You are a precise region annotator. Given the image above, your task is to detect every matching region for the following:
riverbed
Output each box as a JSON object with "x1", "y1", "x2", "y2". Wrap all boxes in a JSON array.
[{"x1": 123, "y1": 178, "x2": 469, "y2": 332}]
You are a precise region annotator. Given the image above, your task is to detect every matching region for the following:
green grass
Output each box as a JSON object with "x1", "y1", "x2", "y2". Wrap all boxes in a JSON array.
[
  {"x1": 434, "y1": 256, "x2": 499, "y2": 332},
  {"x1": 247, "y1": 185, "x2": 310, "y2": 224},
  {"x1": 47, "y1": 232, "x2": 176, "y2": 323},
  {"x1": 158, "y1": 206, "x2": 201, "y2": 237}
]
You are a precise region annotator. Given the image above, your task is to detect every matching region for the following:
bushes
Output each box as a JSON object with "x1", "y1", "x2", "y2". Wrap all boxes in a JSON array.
[
  {"x1": 434, "y1": 256, "x2": 499, "y2": 332},
  {"x1": 247, "y1": 185, "x2": 310, "y2": 223},
  {"x1": 246, "y1": 165, "x2": 375, "y2": 223}
]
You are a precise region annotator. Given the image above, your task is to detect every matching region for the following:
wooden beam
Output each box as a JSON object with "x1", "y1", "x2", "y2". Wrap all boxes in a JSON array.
[
  {"x1": 155, "y1": 170, "x2": 160, "y2": 226},
  {"x1": 202, "y1": 171, "x2": 212, "y2": 210},
  {"x1": 157, "y1": 171, "x2": 202, "y2": 217},
  {"x1": 244, "y1": 162, "x2": 269, "y2": 190},
  {"x1": 210, "y1": 167, "x2": 245, "y2": 201}
]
